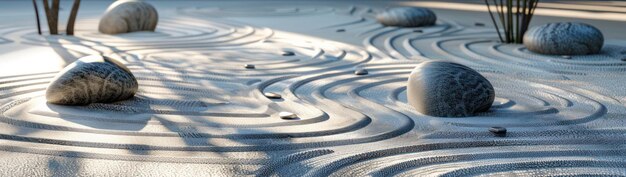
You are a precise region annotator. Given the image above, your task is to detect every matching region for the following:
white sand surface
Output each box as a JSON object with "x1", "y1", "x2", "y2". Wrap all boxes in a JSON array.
[{"x1": 0, "y1": 0, "x2": 625, "y2": 176}]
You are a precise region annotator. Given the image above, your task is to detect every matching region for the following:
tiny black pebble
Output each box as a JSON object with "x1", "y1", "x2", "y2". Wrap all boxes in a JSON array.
[
  {"x1": 336, "y1": 29, "x2": 346, "y2": 32},
  {"x1": 489, "y1": 127, "x2": 507, "y2": 137},
  {"x1": 475, "y1": 22, "x2": 485, "y2": 27},
  {"x1": 282, "y1": 51, "x2": 295, "y2": 56},
  {"x1": 244, "y1": 64, "x2": 255, "y2": 69},
  {"x1": 413, "y1": 29, "x2": 423, "y2": 33},
  {"x1": 354, "y1": 69, "x2": 368, "y2": 75}
]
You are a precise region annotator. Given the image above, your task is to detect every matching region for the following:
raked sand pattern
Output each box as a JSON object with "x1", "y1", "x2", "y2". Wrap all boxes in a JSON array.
[{"x1": 0, "y1": 1, "x2": 625, "y2": 176}]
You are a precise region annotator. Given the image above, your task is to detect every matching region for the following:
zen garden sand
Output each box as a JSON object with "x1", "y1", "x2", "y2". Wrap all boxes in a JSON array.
[{"x1": 0, "y1": 0, "x2": 625, "y2": 176}]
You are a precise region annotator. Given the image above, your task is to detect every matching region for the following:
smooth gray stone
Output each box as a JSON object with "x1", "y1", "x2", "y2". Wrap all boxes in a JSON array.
[
  {"x1": 376, "y1": 7, "x2": 436, "y2": 27},
  {"x1": 524, "y1": 22, "x2": 604, "y2": 55},
  {"x1": 98, "y1": 0, "x2": 159, "y2": 34},
  {"x1": 407, "y1": 61, "x2": 495, "y2": 117},
  {"x1": 46, "y1": 55, "x2": 138, "y2": 105}
]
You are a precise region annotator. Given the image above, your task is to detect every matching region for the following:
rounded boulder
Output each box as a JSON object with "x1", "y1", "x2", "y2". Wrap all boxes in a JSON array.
[{"x1": 407, "y1": 61, "x2": 495, "y2": 117}]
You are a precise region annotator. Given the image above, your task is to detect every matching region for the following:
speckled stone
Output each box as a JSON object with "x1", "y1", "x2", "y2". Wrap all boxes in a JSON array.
[
  {"x1": 264, "y1": 92, "x2": 282, "y2": 99},
  {"x1": 279, "y1": 112, "x2": 298, "y2": 119},
  {"x1": 376, "y1": 7, "x2": 436, "y2": 27},
  {"x1": 354, "y1": 69, "x2": 368, "y2": 75},
  {"x1": 524, "y1": 22, "x2": 604, "y2": 55},
  {"x1": 46, "y1": 55, "x2": 138, "y2": 105},
  {"x1": 99, "y1": 0, "x2": 159, "y2": 34},
  {"x1": 407, "y1": 61, "x2": 495, "y2": 117}
]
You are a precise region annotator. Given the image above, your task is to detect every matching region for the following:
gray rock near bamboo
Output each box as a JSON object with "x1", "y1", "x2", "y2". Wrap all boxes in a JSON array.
[
  {"x1": 376, "y1": 7, "x2": 436, "y2": 27},
  {"x1": 46, "y1": 55, "x2": 138, "y2": 105},
  {"x1": 407, "y1": 61, "x2": 495, "y2": 117},
  {"x1": 98, "y1": 0, "x2": 158, "y2": 34},
  {"x1": 524, "y1": 22, "x2": 604, "y2": 55}
]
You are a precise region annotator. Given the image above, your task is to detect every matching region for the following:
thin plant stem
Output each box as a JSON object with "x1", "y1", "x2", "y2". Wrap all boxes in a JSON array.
[
  {"x1": 66, "y1": 0, "x2": 81, "y2": 35},
  {"x1": 32, "y1": 0, "x2": 42, "y2": 35},
  {"x1": 484, "y1": 0, "x2": 540, "y2": 43},
  {"x1": 485, "y1": 0, "x2": 504, "y2": 42}
]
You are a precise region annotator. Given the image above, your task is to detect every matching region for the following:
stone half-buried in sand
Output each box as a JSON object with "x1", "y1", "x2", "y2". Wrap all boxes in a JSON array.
[
  {"x1": 98, "y1": 0, "x2": 158, "y2": 34},
  {"x1": 407, "y1": 61, "x2": 495, "y2": 117},
  {"x1": 523, "y1": 22, "x2": 604, "y2": 55},
  {"x1": 46, "y1": 55, "x2": 138, "y2": 105},
  {"x1": 376, "y1": 7, "x2": 436, "y2": 27}
]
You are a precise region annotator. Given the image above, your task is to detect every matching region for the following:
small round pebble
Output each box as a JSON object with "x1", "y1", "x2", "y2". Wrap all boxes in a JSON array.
[
  {"x1": 489, "y1": 127, "x2": 507, "y2": 135},
  {"x1": 336, "y1": 29, "x2": 346, "y2": 32},
  {"x1": 474, "y1": 22, "x2": 485, "y2": 27},
  {"x1": 264, "y1": 92, "x2": 282, "y2": 99},
  {"x1": 354, "y1": 69, "x2": 368, "y2": 75},
  {"x1": 279, "y1": 112, "x2": 298, "y2": 119},
  {"x1": 561, "y1": 55, "x2": 572, "y2": 59},
  {"x1": 282, "y1": 51, "x2": 295, "y2": 56},
  {"x1": 244, "y1": 64, "x2": 255, "y2": 69}
]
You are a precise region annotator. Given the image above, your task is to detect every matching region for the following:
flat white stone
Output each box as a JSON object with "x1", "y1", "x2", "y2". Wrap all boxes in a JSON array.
[{"x1": 279, "y1": 111, "x2": 298, "y2": 119}]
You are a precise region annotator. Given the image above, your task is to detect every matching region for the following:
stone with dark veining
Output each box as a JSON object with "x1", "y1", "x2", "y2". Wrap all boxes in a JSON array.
[
  {"x1": 407, "y1": 61, "x2": 495, "y2": 117},
  {"x1": 46, "y1": 55, "x2": 138, "y2": 105},
  {"x1": 99, "y1": 0, "x2": 159, "y2": 34},
  {"x1": 524, "y1": 22, "x2": 604, "y2": 55},
  {"x1": 376, "y1": 7, "x2": 436, "y2": 27}
]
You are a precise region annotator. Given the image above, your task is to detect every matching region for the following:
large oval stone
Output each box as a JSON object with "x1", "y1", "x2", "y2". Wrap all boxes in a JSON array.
[
  {"x1": 98, "y1": 0, "x2": 158, "y2": 34},
  {"x1": 407, "y1": 61, "x2": 495, "y2": 117},
  {"x1": 376, "y1": 7, "x2": 436, "y2": 27},
  {"x1": 46, "y1": 55, "x2": 138, "y2": 105},
  {"x1": 523, "y1": 22, "x2": 604, "y2": 55}
]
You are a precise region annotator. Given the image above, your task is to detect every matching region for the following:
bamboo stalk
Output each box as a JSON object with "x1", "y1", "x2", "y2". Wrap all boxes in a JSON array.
[
  {"x1": 66, "y1": 0, "x2": 81, "y2": 35},
  {"x1": 32, "y1": 0, "x2": 42, "y2": 35}
]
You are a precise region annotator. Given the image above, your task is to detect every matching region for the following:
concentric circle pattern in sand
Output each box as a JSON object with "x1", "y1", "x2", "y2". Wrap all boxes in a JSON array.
[{"x1": 0, "y1": 3, "x2": 625, "y2": 176}]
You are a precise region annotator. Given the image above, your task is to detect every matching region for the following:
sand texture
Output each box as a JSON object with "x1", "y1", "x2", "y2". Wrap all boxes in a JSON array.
[{"x1": 0, "y1": 0, "x2": 625, "y2": 176}]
